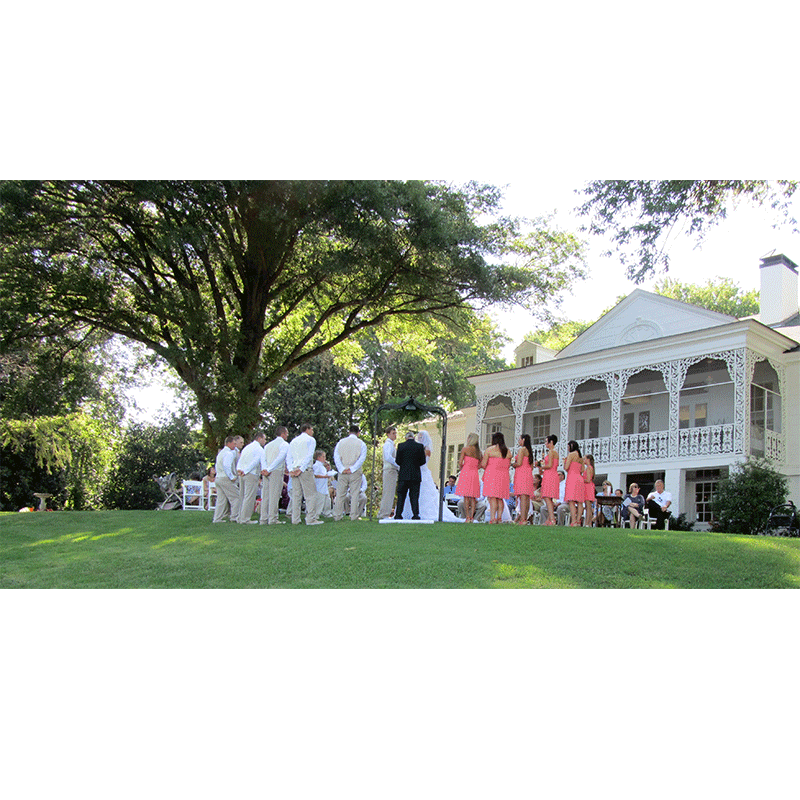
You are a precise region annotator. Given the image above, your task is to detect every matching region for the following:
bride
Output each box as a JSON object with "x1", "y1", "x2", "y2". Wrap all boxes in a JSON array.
[{"x1": 399, "y1": 431, "x2": 462, "y2": 522}]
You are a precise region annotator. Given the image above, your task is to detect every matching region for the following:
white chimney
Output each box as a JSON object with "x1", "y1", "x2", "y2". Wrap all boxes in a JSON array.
[{"x1": 759, "y1": 253, "x2": 799, "y2": 326}]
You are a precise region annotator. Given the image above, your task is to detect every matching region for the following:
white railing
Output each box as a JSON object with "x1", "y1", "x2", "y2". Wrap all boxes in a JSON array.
[
  {"x1": 576, "y1": 436, "x2": 612, "y2": 463},
  {"x1": 618, "y1": 431, "x2": 670, "y2": 462},
  {"x1": 678, "y1": 424, "x2": 735, "y2": 457},
  {"x1": 765, "y1": 430, "x2": 784, "y2": 463}
]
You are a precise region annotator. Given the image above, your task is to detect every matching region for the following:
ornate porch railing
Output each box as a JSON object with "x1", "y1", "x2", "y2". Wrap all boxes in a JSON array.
[
  {"x1": 618, "y1": 431, "x2": 670, "y2": 462},
  {"x1": 576, "y1": 436, "x2": 612, "y2": 463},
  {"x1": 678, "y1": 424, "x2": 735, "y2": 457}
]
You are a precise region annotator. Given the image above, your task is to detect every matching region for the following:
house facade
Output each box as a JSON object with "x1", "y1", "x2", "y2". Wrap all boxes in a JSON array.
[{"x1": 415, "y1": 254, "x2": 800, "y2": 529}]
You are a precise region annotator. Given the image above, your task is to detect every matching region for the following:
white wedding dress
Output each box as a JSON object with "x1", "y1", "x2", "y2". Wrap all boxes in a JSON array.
[{"x1": 399, "y1": 432, "x2": 462, "y2": 523}]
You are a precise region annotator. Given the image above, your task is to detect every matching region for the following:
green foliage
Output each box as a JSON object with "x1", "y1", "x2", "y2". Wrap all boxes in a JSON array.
[
  {"x1": 577, "y1": 180, "x2": 798, "y2": 281},
  {"x1": 653, "y1": 276, "x2": 759, "y2": 318},
  {"x1": 0, "y1": 180, "x2": 586, "y2": 450},
  {"x1": 526, "y1": 319, "x2": 593, "y2": 351},
  {"x1": 0, "y1": 413, "x2": 116, "y2": 511},
  {"x1": 710, "y1": 458, "x2": 789, "y2": 535},
  {"x1": 100, "y1": 417, "x2": 207, "y2": 510}
]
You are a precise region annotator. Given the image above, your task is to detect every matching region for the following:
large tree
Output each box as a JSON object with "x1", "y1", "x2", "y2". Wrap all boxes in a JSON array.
[
  {"x1": 578, "y1": 180, "x2": 798, "y2": 281},
  {"x1": 0, "y1": 180, "x2": 584, "y2": 451}
]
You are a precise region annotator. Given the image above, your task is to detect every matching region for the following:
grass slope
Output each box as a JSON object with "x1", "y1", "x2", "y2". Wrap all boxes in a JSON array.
[{"x1": 2, "y1": 511, "x2": 800, "y2": 589}]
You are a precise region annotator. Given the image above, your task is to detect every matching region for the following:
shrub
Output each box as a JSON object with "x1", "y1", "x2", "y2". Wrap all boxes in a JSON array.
[
  {"x1": 710, "y1": 458, "x2": 788, "y2": 535},
  {"x1": 101, "y1": 417, "x2": 207, "y2": 510}
]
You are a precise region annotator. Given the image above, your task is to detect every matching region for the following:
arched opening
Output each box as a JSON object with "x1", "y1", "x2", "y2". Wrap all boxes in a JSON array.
[
  {"x1": 522, "y1": 388, "x2": 559, "y2": 454},
  {"x1": 619, "y1": 369, "x2": 669, "y2": 461},
  {"x1": 482, "y1": 395, "x2": 514, "y2": 450},
  {"x1": 678, "y1": 358, "x2": 735, "y2": 456},
  {"x1": 750, "y1": 360, "x2": 782, "y2": 459},
  {"x1": 568, "y1": 379, "x2": 611, "y2": 461}
]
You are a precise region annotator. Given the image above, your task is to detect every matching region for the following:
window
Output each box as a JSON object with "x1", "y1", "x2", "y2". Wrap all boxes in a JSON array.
[
  {"x1": 694, "y1": 403, "x2": 707, "y2": 428},
  {"x1": 447, "y1": 444, "x2": 455, "y2": 475},
  {"x1": 521, "y1": 356, "x2": 534, "y2": 367},
  {"x1": 691, "y1": 468, "x2": 723, "y2": 524},
  {"x1": 623, "y1": 413, "x2": 634, "y2": 435},
  {"x1": 751, "y1": 384, "x2": 776, "y2": 431},
  {"x1": 588, "y1": 417, "x2": 599, "y2": 439},
  {"x1": 487, "y1": 422, "x2": 502, "y2": 447},
  {"x1": 530, "y1": 414, "x2": 551, "y2": 442},
  {"x1": 574, "y1": 419, "x2": 585, "y2": 439},
  {"x1": 638, "y1": 411, "x2": 650, "y2": 434}
]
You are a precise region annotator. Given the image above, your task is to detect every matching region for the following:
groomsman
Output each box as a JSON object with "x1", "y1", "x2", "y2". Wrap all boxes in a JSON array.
[
  {"x1": 236, "y1": 431, "x2": 267, "y2": 523},
  {"x1": 378, "y1": 425, "x2": 399, "y2": 519},
  {"x1": 333, "y1": 424, "x2": 368, "y2": 522},
  {"x1": 213, "y1": 435, "x2": 241, "y2": 523},
  {"x1": 259, "y1": 426, "x2": 290, "y2": 525},
  {"x1": 287, "y1": 423, "x2": 321, "y2": 526}
]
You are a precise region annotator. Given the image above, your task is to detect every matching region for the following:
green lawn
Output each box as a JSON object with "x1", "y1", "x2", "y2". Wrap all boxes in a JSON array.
[{"x1": 2, "y1": 510, "x2": 800, "y2": 588}]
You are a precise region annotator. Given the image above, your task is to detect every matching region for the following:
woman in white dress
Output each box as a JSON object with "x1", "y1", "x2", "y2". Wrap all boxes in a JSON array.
[{"x1": 399, "y1": 431, "x2": 462, "y2": 522}]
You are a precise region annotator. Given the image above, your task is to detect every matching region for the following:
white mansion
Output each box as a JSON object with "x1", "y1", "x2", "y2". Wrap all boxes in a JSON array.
[{"x1": 417, "y1": 254, "x2": 800, "y2": 529}]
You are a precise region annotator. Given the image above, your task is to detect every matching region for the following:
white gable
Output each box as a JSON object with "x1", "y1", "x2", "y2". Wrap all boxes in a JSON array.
[{"x1": 558, "y1": 289, "x2": 736, "y2": 358}]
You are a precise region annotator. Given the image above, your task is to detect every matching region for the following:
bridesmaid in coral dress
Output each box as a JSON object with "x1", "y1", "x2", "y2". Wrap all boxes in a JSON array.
[
  {"x1": 582, "y1": 453, "x2": 596, "y2": 527},
  {"x1": 511, "y1": 433, "x2": 535, "y2": 525},
  {"x1": 563, "y1": 440, "x2": 584, "y2": 526},
  {"x1": 538, "y1": 434, "x2": 559, "y2": 525},
  {"x1": 455, "y1": 432, "x2": 482, "y2": 523},
  {"x1": 479, "y1": 431, "x2": 512, "y2": 524}
]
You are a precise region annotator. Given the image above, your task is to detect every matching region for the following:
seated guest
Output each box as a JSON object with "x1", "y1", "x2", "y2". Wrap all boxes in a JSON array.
[
  {"x1": 646, "y1": 480, "x2": 673, "y2": 530},
  {"x1": 530, "y1": 473, "x2": 544, "y2": 523},
  {"x1": 443, "y1": 476, "x2": 458, "y2": 496},
  {"x1": 621, "y1": 482, "x2": 645, "y2": 528},
  {"x1": 202, "y1": 466, "x2": 217, "y2": 510},
  {"x1": 594, "y1": 481, "x2": 615, "y2": 527},
  {"x1": 555, "y1": 470, "x2": 570, "y2": 526}
]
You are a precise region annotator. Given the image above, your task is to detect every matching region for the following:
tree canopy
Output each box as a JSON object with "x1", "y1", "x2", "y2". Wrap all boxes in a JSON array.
[
  {"x1": 0, "y1": 180, "x2": 585, "y2": 451},
  {"x1": 577, "y1": 180, "x2": 798, "y2": 281}
]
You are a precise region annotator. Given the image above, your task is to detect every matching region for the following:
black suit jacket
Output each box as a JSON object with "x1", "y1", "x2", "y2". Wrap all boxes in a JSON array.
[{"x1": 395, "y1": 440, "x2": 426, "y2": 482}]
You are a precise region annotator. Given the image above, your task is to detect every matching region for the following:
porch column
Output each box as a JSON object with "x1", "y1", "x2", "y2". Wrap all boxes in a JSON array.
[
  {"x1": 555, "y1": 379, "x2": 579, "y2": 458},
  {"x1": 475, "y1": 394, "x2": 491, "y2": 442},
  {"x1": 608, "y1": 370, "x2": 633, "y2": 463},
  {"x1": 663, "y1": 360, "x2": 690, "y2": 458},
  {"x1": 510, "y1": 388, "x2": 529, "y2": 449},
  {"x1": 722, "y1": 348, "x2": 747, "y2": 456}
]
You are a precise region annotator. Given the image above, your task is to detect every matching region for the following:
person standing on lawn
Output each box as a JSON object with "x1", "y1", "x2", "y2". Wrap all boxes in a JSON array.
[
  {"x1": 378, "y1": 425, "x2": 399, "y2": 519},
  {"x1": 213, "y1": 435, "x2": 241, "y2": 523},
  {"x1": 333, "y1": 424, "x2": 368, "y2": 522},
  {"x1": 237, "y1": 431, "x2": 267, "y2": 523},
  {"x1": 259, "y1": 426, "x2": 290, "y2": 525}
]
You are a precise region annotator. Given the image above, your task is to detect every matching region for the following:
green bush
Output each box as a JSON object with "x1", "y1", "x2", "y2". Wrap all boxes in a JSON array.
[
  {"x1": 710, "y1": 458, "x2": 789, "y2": 535},
  {"x1": 101, "y1": 418, "x2": 207, "y2": 510}
]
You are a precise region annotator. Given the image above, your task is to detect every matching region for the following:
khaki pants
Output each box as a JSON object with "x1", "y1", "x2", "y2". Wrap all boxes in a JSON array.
[
  {"x1": 379, "y1": 467, "x2": 398, "y2": 519},
  {"x1": 260, "y1": 470, "x2": 285, "y2": 524},
  {"x1": 213, "y1": 475, "x2": 240, "y2": 522},
  {"x1": 237, "y1": 472, "x2": 260, "y2": 523},
  {"x1": 291, "y1": 469, "x2": 318, "y2": 524},
  {"x1": 334, "y1": 469, "x2": 363, "y2": 521}
]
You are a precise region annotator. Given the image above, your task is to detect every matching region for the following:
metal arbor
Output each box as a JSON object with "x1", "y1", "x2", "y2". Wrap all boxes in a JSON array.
[{"x1": 368, "y1": 396, "x2": 448, "y2": 522}]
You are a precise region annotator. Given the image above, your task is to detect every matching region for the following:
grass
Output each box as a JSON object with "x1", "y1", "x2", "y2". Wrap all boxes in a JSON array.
[{"x1": 2, "y1": 510, "x2": 800, "y2": 588}]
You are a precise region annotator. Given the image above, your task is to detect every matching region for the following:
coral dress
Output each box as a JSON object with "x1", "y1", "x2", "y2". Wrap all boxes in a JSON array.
[
  {"x1": 540, "y1": 450, "x2": 559, "y2": 499},
  {"x1": 565, "y1": 459, "x2": 584, "y2": 502},
  {"x1": 584, "y1": 472, "x2": 596, "y2": 503},
  {"x1": 483, "y1": 455, "x2": 511, "y2": 499},
  {"x1": 513, "y1": 457, "x2": 535, "y2": 497},
  {"x1": 455, "y1": 455, "x2": 480, "y2": 498}
]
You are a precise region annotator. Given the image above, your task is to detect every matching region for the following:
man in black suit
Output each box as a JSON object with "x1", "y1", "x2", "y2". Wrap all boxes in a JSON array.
[{"x1": 393, "y1": 432, "x2": 427, "y2": 520}]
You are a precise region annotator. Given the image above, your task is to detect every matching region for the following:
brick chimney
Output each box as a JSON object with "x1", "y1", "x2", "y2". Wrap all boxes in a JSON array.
[{"x1": 759, "y1": 253, "x2": 799, "y2": 326}]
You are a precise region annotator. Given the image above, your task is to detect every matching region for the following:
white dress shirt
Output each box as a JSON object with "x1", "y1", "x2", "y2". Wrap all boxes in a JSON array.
[
  {"x1": 288, "y1": 431, "x2": 316, "y2": 472},
  {"x1": 261, "y1": 436, "x2": 290, "y2": 473},
  {"x1": 237, "y1": 439, "x2": 264, "y2": 476},
  {"x1": 334, "y1": 434, "x2": 367, "y2": 473}
]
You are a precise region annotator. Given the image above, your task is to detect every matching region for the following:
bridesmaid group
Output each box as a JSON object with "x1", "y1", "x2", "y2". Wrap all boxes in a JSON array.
[{"x1": 454, "y1": 431, "x2": 597, "y2": 526}]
